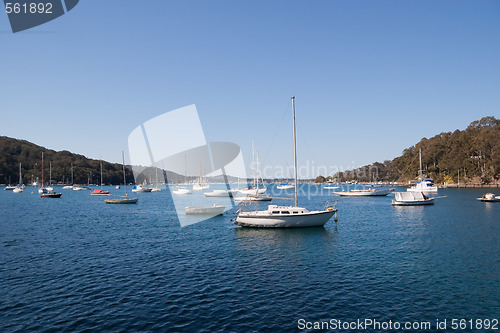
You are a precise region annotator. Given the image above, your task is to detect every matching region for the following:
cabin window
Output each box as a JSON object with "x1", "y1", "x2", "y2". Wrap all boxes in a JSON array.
[
  {"x1": 281, "y1": 211, "x2": 290, "y2": 214},
  {"x1": 293, "y1": 211, "x2": 299, "y2": 214},
  {"x1": 272, "y1": 211, "x2": 279, "y2": 214}
]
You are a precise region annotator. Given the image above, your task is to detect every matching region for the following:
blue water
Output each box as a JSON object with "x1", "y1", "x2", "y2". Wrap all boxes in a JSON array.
[{"x1": 1, "y1": 185, "x2": 499, "y2": 332}]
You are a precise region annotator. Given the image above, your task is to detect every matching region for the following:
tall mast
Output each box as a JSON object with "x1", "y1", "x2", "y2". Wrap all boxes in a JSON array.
[
  {"x1": 19, "y1": 163, "x2": 22, "y2": 185},
  {"x1": 49, "y1": 161, "x2": 52, "y2": 186},
  {"x1": 122, "y1": 151, "x2": 127, "y2": 195},
  {"x1": 292, "y1": 96, "x2": 298, "y2": 207},
  {"x1": 71, "y1": 163, "x2": 73, "y2": 185},
  {"x1": 419, "y1": 148, "x2": 423, "y2": 180},
  {"x1": 100, "y1": 160, "x2": 103, "y2": 189},
  {"x1": 252, "y1": 140, "x2": 255, "y2": 188},
  {"x1": 41, "y1": 153, "x2": 44, "y2": 188}
]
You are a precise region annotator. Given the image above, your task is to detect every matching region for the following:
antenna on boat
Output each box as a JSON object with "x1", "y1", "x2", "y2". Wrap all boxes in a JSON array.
[{"x1": 292, "y1": 96, "x2": 298, "y2": 207}]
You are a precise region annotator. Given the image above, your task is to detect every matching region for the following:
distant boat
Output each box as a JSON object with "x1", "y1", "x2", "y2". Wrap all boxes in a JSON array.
[
  {"x1": 105, "y1": 151, "x2": 138, "y2": 204},
  {"x1": 392, "y1": 191, "x2": 434, "y2": 206},
  {"x1": 172, "y1": 187, "x2": 192, "y2": 195},
  {"x1": 40, "y1": 188, "x2": 62, "y2": 198},
  {"x1": 91, "y1": 161, "x2": 110, "y2": 195},
  {"x1": 235, "y1": 97, "x2": 337, "y2": 228},
  {"x1": 73, "y1": 186, "x2": 90, "y2": 191},
  {"x1": 277, "y1": 183, "x2": 294, "y2": 190},
  {"x1": 39, "y1": 153, "x2": 62, "y2": 198},
  {"x1": 234, "y1": 194, "x2": 272, "y2": 201},
  {"x1": 62, "y1": 163, "x2": 74, "y2": 189},
  {"x1": 407, "y1": 149, "x2": 438, "y2": 193},
  {"x1": 13, "y1": 163, "x2": 24, "y2": 193},
  {"x1": 4, "y1": 185, "x2": 16, "y2": 191},
  {"x1": 151, "y1": 168, "x2": 162, "y2": 192},
  {"x1": 337, "y1": 189, "x2": 392, "y2": 196},
  {"x1": 238, "y1": 142, "x2": 267, "y2": 195},
  {"x1": 204, "y1": 189, "x2": 236, "y2": 197},
  {"x1": 132, "y1": 184, "x2": 153, "y2": 193},
  {"x1": 323, "y1": 184, "x2": 339, "y2": 190},
  {"x1": 477, "y1": 193, "x2": 500, "y2": 202},
  {"x1": 185, "y1": 205, "x2": 225, "y2": 215}
]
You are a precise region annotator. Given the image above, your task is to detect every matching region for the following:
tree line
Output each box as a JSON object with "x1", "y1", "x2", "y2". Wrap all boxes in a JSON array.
[
  {"x1": 0, "y1": 136, "x2": 135, "y2": 185},
  {"x1": 320, "y1": 116, "x2": 500, "y2": 184}
]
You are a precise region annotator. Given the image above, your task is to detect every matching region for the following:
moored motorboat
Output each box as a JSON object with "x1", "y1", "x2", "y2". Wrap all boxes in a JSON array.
[
  {"x1": 477, "y1": 193, "x2": 500, "y2": 202},
  {"x1": 392, "y1": 191, "x2": 434, "y2": 206},
  {"x1": 407, "y1": 149, "x2": 438, "y2": 193},
  {"x1": 91, "y1": 189, "x2": 110, "y2": 196},
  {"x1": 132, "y1": 184, "x2": 153, "y2": 193}
]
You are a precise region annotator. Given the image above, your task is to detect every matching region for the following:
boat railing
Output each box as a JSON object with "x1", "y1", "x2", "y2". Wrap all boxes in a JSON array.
[{"x1": 323, "y1": 200, "x2": 337, "y2": 211}]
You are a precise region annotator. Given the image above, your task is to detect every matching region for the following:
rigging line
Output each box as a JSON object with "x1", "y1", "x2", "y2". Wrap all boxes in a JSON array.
[
  {"x1": 261, "y1": 99, "x2": 293, "y2": 167},
  {"x1": 397, "y1": 150, "x2": 420, "y2": 182}
]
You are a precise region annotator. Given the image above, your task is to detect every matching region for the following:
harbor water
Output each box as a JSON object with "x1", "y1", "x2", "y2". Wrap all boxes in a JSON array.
[{"x1": 1, "y1": 185, "x2": 499, "y2": 332}]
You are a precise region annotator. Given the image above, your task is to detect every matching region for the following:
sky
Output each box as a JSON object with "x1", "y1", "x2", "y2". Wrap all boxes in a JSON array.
[{"x1": 1, "y1": 0, "x2": 499, "y2": 178}]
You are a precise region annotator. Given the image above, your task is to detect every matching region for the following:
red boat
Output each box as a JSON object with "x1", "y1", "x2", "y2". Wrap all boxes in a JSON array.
[{"x1": 91, "y1": 189, "x2": 110, "y2": 196}]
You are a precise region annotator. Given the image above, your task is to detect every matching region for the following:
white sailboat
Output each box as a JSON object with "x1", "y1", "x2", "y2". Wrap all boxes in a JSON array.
[
  {"x1": 173, "y1": 156, "x2": 192, "y2": 195},
  {"x1": 235, "y1": 97, "x2": 337, "y2": 228},
  {"x1": 62, "y1": 163, "x2": 74, "y2": 189},
  {"x1": 238, "y1": 141, "x2": 267, "y2": 195},
  {"x1": 151, "y1": 168, "x2": 161, "y2": 192},
  {"x1": 407, "y1": 148, "x2": 438, "y2": 193},
  {"x1": 105, "y1": 152, "x2": 138, "y2": 204},
  {"x1": 45, "y1": 161, "x2": 54, "y2": 192},
  {"x1": 13, "y1": 163, "x2": 24, "y2": 193},
  {"x1": 234, "y1": 151, "x2": 271, "y2": 201}
]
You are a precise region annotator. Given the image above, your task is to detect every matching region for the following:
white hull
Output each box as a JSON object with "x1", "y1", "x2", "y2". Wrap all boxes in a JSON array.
[
  {"x1": 236, "y1": 206, "x2": 335, "y2": 228},
  {"x1": 13, "y1": 187, "x2": 23, "y2": 193},
  {"x1": 204, "y1": 190, "x2": 235, "y2": 197},
  {"x1": 276, "y1": 184, "x2": 294, "y2": 190},
  {"x1": 239, "y1": 187, "x2": 267, "y2": 195},
  {"x1": 392, "y1": 191, "x2": 434, "y2": 205},
  {"x1": 192, "y1": 183, "x2": 210, "y2": 191},
  {"x1": 477, "y1": 193, "x2": 499, "y2": 202},
  {"x1": 132, "y1": 188, "x2": 153, "y2": 193},
  {"x1": 185, "y1": 205, "x2": 225, "y2": 215},
  {"x1": 324, "y1": 185, "x2": 339, "y2": 190},
  {"x1": 62, "y1": 185, "x2": 73, "y2": 189},
  {"x1": 337, "y1": 189, "x2": 391, "y2": 196},
  {"x1": 407, "y1": 186, "x2": 438, "y2": 193},
  {"x1": 172, "y1": 187, "x2": 192, "y2": 195},
  {"x1": 4, "y1": 186, "x2": 16, "y2": 191},
  {"x1": 151, "y1": 187, "x2": 161, "y2": 192},
  {"x1": 234, "y1": 195, "x2": 272, "y2": 201}
]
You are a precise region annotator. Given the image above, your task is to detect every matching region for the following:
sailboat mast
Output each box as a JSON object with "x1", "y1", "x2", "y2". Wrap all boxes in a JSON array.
[
  {"x1": 122, "y1": 151, "x2": 127, "y2": 195},
  {"x1": 100, "y1": 160, "x2": 103, "y2": 189},
  {"x1": 41, "y1": 153, "x2": 44, "y2": 188},
  {"x1": 419, "y1": 148, "x2": 423, "y2": 180},
  {"x1": 49, "y1": 162, "x2": 52, "y2": 186},
  {"x1": 19, "y1": 163, "x2": 22, "y2": 185},
  {"x1": 292, "y1": 96, "x2": 298, "y2": 207},
  {"x1": 71, "y1": 163, "x2": 73, "y2": 185}
]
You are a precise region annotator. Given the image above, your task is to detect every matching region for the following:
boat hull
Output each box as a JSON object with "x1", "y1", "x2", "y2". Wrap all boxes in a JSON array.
[
  {"x1": 105, "y1": 198, "x2": 138, "y2": 204},
  {"x1": 337, "y1": 189, "x2": 391, "y2": 196},
  {"x1": 41, "y1": 193, "x2": 62, "y2": 198},
  {"x1": 392, "y1": 199, "x2": 434, "y2": 206},
  {"x1": 185, "y1": 206, "x2": 225, "y2": 215},
  {"x1": 235, "y1": 210, "x2": 335, "y2": 228}
]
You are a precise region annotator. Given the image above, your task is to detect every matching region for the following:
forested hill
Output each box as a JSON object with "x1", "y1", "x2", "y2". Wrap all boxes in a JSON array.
[
  {"x1": 332, "y1": 116, "x2": 500, "y2": 184},
  {"x1": 0, "y1": 136, "x2": 135, "y2": 185}
]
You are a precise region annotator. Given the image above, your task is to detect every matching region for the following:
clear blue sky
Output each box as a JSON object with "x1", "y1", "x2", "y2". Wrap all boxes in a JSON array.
[{"x1": 1, "y1": 0, "x2": 499, "y2": 178}]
